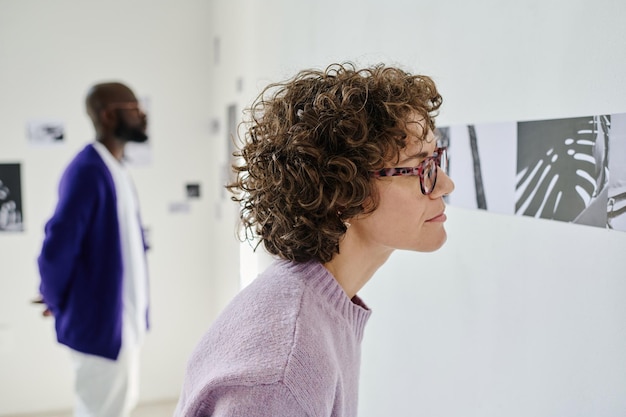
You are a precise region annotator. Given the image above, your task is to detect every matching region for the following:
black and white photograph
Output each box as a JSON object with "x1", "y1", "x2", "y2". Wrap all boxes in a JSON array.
[
  {"x1": 444, "y1": 122, "x2": 517, "y2": 214},
  {"x1": 608, "y1": 112, "x2": 626, "y2": 231},
  {"x1": 516, "y1": 115, "x2": 610, "y2": 227},
  {"x1": 0, "y1": 163, "x2": 24, "y2": 232},
  {"x1": 26, "y1": 119, "x2": 65, "y2": 145},
  {"x1": 186, "y1": 183, "x2": 201, "y2": 198}
]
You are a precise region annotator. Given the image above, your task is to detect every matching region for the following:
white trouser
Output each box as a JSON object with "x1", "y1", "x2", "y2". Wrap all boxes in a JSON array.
[{"x1": 69, "y1": 344, "x2": 141, "y2": 417}]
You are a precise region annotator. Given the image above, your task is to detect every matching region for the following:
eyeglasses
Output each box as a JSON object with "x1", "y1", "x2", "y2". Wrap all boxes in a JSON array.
[{"x1": 370, "y1": 146, "x2": 448, "y2": 195}]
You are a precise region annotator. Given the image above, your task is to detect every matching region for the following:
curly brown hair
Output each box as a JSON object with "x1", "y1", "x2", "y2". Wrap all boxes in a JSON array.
[{"x1": 228, "y1": 63, "x2": 442, "y2": 263}]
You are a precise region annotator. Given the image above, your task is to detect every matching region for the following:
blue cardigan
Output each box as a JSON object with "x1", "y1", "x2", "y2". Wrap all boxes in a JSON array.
[{"x1": 38, "y1": 144, "x2": 149, "y2": 360}]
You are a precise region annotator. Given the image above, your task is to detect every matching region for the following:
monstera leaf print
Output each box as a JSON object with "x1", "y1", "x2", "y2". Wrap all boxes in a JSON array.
[{"x1": 515, "y1": 115, "x2": 609, "y2": 222}]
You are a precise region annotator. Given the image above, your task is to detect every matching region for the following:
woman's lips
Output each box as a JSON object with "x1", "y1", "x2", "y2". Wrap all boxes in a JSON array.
[{"x1": 426, "y1": 212, "x2": 447, "y2": 222}]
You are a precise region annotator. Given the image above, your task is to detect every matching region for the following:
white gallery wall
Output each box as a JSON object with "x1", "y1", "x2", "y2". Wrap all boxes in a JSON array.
[{"x1": 1, "y1": 0, "x2": 625, "y2": 416}]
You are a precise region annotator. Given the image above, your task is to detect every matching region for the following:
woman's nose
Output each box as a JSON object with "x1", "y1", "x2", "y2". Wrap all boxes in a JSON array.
[{"x1": 430, "y1": 168, "x2": 455, "y2": 198}]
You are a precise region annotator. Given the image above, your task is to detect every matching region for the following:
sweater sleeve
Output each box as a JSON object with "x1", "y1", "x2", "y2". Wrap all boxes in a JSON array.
[{"x1": 176, "y1": 382, "x2": 309, "y2": 417}]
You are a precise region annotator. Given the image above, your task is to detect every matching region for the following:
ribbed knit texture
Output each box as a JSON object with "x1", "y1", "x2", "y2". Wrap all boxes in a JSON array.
[{"x1": 174, "y1": 260, "x2": 372, "y2": 417}]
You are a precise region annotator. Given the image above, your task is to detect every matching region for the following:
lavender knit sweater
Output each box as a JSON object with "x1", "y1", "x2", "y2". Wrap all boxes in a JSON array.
[{"x1": 174, "y1": 259, "x2": 372, "y2": 417}]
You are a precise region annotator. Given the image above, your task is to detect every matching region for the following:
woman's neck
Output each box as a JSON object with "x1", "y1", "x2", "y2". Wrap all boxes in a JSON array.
[{"x1": 323, "y1": 230, "x2": 393, "y2": 298}]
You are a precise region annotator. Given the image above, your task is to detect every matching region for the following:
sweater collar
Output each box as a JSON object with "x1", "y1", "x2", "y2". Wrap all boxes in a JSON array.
[{"x1": 284, "y1": 260, "x2": 372, "y2": 342}]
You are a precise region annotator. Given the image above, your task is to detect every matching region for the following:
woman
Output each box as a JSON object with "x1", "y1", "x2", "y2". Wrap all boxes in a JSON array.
[{"x1": 174, "y1": 63, "x2": 455, "y2": 417}]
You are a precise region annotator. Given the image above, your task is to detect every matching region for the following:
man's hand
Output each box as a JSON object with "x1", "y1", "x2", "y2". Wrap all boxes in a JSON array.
[{"x1": 31, "y1": 296, "x2": 53, "y2": 317}]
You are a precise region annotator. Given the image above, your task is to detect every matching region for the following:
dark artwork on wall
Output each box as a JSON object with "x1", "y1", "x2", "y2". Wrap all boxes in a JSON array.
[
  {"x1": 186, "y1": 183, "x2": 201, "y2": 198},
  {"x1": 0, "y1": 163, "x2": 24, "y2": 232}
]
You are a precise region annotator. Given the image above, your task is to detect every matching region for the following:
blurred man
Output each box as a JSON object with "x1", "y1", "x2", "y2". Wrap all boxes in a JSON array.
[{"x1": 37, "y1": 81, "x2": 149, "y2": 417}]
